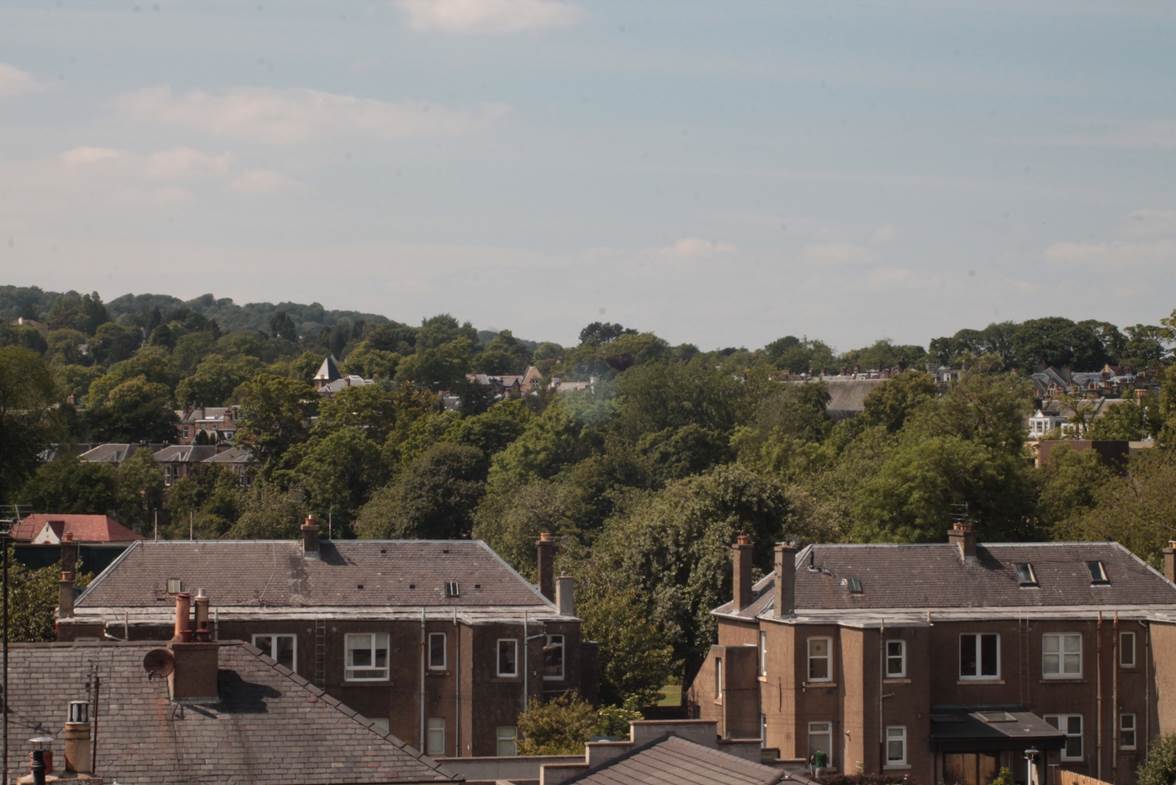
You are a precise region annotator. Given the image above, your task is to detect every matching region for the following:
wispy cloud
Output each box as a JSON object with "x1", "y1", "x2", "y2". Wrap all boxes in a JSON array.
[
  {"x1": 0, "y1": 63, "x2": 43, "y2": 98},
  {"x1": 656, "y1": 237, "x2": 736, "y2": 258},
  {"x1": 395, "y1": 0, "x2": 582, "y2": 34},
  {"x1": 114, "y1": 87, "x2": 510, "y2": 144}
]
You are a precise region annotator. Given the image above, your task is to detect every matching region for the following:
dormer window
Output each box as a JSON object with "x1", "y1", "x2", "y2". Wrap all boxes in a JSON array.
[
  {"x1": 1088, "y1": 560, "x2": 1109, "y2": 585},
  {"x1": 444, "y1": 581, "x2": 461, "y2": 598},
  {"x1": 1015, "y1": 562, "x2": 1037, "y2": 587}
]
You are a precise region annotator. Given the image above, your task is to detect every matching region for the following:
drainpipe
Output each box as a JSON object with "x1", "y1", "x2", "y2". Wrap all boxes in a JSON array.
[
  {"x1": 878, "y1": 620, "x2": 885, "y2": 774},
  {"x1": 1096, "y1": 613, "x2": 1103, "y2": 781},
  {"x1": 1112, "y1": 614, "x2": 1119, "y2": 785},
  {"x1": 420, "y1": 609, "x2": 426, "y2": 752},
  {"x1": 1141, "y1": 621, "x2": 1150, "y2": 766},
  {"x1": 523, "y1": 610, "x2": 529, "y2": 715},
  {"x1": 453, "y1": 607, "x2": 460, "y2": 757}
]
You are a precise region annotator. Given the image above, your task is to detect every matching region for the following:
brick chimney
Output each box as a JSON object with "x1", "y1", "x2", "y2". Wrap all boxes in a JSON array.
[
  {"x1": 732, "y1": 534, "x2": 754, "y2": 610},
  {"x1": 301, "y1": 513, "x2": 320, "y2": 559},
  {"x1": 555, "y1": 575, "x2": 576, "y2": 617},
  {"x1": 1164, "y1": 541, "x2": 1176, "y2": 584},
  {"x1": 774, "y1": 542, "x2": 797, "y2": 618},
  {"x1": 536, "y1": 531, "x2": 556, "y2": 601},
  {"x1": 948, "y1": 521, "x2": 977, "y2": 561},
  {"x1": 169, "y1": 591, "x2": 219, "y2": 703},
  {"x1": 63, "y1": 701, "x2": 92, "y2": 775},
  {"x1": 58, "y1": 533, "x2": 78, "y2": 620}
]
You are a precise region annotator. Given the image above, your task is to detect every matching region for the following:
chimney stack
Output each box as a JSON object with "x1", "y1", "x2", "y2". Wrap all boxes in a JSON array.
[
  {"x1": 774, "y1": 542, "x2": 798, "y2": 618},
  {"x1": 555, "y1": 575, "x2": 576, "y2": 617},
  {"x1": 732, "y1": 534, "x2": 754, "y2": 610},
  {"x1": 172, "y1": 592, "x2": 193, "y2": 642},
  {"x1": 63, "y1": 701, "x2": 92, "y2": 775},
  {"x1": 948, "y1": 521, "x2": 977, "y2": 561},
  {"x1": 169, "y1": 591, "x2": 220, "y2": 703},
  {"x1": 536, "y1": 531, "x2": 555, "y2": 601},
  {"x1": 1164, "y1": 541, "x2": 1176, "y2": 584},
  {"x1": 301, "y1": 514, "x2": 320, "y2": 558}
]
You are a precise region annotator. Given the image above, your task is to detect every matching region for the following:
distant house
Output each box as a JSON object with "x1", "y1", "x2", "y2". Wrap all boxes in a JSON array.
[
  {"x1": 152, "y1": 444, "x2": 219, "y2": 486},
  {"x1": 1027, "y1": 398, "x2": 1132, "y2": 440},
  {"x1": 78, "y1": 443, "x2": 152, "y2": 465},
  {"x1": 314, "y1": 353, "x2": 374, "y2": 396},
  {"x1": 466, "y1": 366, "x2": 545, "y2": 399},
  {"x1": 175, "y1": 405, "x2": 240, "y2": 444},
  {"x1": 202, "y1": 445, "x2": 254, "y2": 484},
  {"x1": 11, "y1": 514, "x2": 142, "y2": 545}
]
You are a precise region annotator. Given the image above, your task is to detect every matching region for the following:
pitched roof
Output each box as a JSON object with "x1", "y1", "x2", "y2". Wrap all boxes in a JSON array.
[
  {"x1": 78, "y1": 443, "x2": 138, "y2": 463},
  {"x1": 820, "y1": 379, "x2": 887, "y2": 416},
  {"x1": 716, "y1": 541, "x2": 1176, "y2": 621},
  {"x1": 176, "y1": 406, "x2": 234, "y2": 424},
  {"x1": 318, "y1": 375, "x2": 375, "y2": 394},
  {"x1": 75, "y1": 540, "x2": 562, "y2": 621},
  {"x1": 12, "y1": 514, "x2": 143, "y2": 544},
  {"x1": 153, "y1": 445, "x2": 220, "y2": 463},
  {"x1": 314, "y1": 354, "x2": 341, "y2": 382},
  {"x1": 202, "y1": 446, "x2": 253, "y2": 464},
  {"x1": 562, "y1": 734, "x2": 786, "y2": 785},
  {"x1": 1, "y1": 640, "x2": 458, "y2": 785}
]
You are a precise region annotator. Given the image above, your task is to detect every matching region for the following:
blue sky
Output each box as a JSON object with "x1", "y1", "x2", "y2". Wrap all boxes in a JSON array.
[{"x1": 1, "y1": 0, "x2": 1173, "y2": 350}]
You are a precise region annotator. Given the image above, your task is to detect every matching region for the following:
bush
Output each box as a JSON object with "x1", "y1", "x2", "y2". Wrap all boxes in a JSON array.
[{"x1": 1139, "y1": 734, "x2": 1176, "y2": 785}]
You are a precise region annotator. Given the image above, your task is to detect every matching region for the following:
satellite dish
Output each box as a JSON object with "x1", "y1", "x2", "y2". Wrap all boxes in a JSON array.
[{"x1": 143, "y1": 648, "x2": 175, "y2": 680}]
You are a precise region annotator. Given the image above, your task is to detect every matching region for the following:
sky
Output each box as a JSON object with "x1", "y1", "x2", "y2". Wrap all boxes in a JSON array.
[{"x1": 1, "y1": 0, "x2": 1174, "y2": 351}]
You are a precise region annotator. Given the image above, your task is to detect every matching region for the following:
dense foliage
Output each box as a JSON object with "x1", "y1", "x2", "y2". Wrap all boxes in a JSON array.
[{"x1": 2, "y1": 284, "x2": 1175, "y2": 705}]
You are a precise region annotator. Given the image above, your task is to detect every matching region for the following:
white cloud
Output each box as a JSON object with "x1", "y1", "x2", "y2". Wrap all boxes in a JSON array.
[
  {"x1": 60, "y1": 147, "x2": 124, "y2": 166},
  {"x1": 657, "y1": 236, "x2": 736, "y2": 258},
  {"x1": 115, "y1": 86, "x2": 510, "y2": 144},
  {"x1": 231, "y1": 169, "x2": 298, "y2": 194},
  {"x1": 396, "y1": 0, "x2": 582, "y2": 34},
  {"x1": 144, "y1": 147, "x2": 233, "y2": 180},
  {"x1": 0, "y1": 63, "x2": 43, "y2": 98},
  {"x1": 801, "y1": 242, "x2": 873, "y2": 266}
]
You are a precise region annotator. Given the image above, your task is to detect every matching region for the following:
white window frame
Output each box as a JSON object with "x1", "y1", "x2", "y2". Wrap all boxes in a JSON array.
[
  {"x1": 759, "y1": 630, "x2": 768, "y2": 677},
  {"x1": 1042, "y1": 633, "x2": 1083, "y2": 679},
  {"x1": 885, "y1": 726, "x2": 908, "y2": 768},
  {"x1": 496, "y1": 725, "x2": 518, "y2": 756},
  {"x1": 807, "y1": 721, "x2": 833, "y2": 764},
  {"x1": 251, "y1": 633, "x2": 297, "y2": 671},
  {"x1": 715, "y1": 656, "x2": 724, "y2": 702},
  {"x1": 496, "y1": 638, "x2": 519, "y2": 678},
  {"x1": 959, "y1": 632, "x2": 1001, "y2": 680},
  {"x1": 807, "y1": 637, "x2": 833, "y2": 683},
  {"x1": 344, "y1": 632, "x2": 390, "y2": 682},
  {"x1": 1120, "y1": 713, "x2": 1136, "y2": 751},
  {"x1": 1045, "y1": 714, "x2": 1084, "y2": 761},
  {"x1": 885, "y1": 639, "x2": 907, "y2": 678},
  {"x1": 428, "y1": 632, "x2": 447, "y2": 671},
  {"x1": 543, "y1": 633, "x2": 565, "y2": 681},
  {"x1": 1120, "y1": 631, "x2": 1136, "y2": 668},
  {"x1": 427, "y1": 717, "x2": 446, "y2": 756}
]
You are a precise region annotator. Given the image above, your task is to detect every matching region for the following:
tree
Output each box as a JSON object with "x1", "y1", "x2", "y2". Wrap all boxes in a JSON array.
[
  {"x1": 291, "y1": 427, "x2": 385, "y2": 526},
  {"x1": 176, "y1": 354, "x2": 255, "y2": 406},
  {"x1": 1086, "y1": 397, "x2": 1160, "y2": 442},
  {"x1": 269, "y1": 310, "x2": 298, "y2": 342},
  {"x1": 636, "y1": 424, "x2": 732, "y2": 485},
  {"x1": 578, "y1": 322, "x2": 636, "y2": 346},
  {"x1": 5, "y1": 546, "x2": 91, "y2": 641},
  {"x1": 395, "y1": 337, "x2": 474, "y2": 391},
  {"x1": 841, "y1": 339, "x2": 926, "y2": 371},
  {"x1": 904, "y1": 372, "x2": 1032, "y2": 455},
  {"x1": 517, "y1": 693, "x2": 642, "y2": 754},
  {"x1": 474, "y1": 330, "x2": 531, "y2": 374},
  {"x1": 1139, "y1": 735, "x2": 1176, "y2": 785},
  {"x1": 583, "y1": 465, "x2": 800, "y2": 682},
  {"x1": 416, "y1": 314, "x2": 477, "y2": 351},
  {"x1": 613, "y1": 359, "x2": 744, "y2": 441},
  {"x1": 234, "y1": 374, "x2": 315, "y2": 466},
  {"x1": 18, "y1": 456, "x2": 118, "y2": 514},
  {"x1": 0, "y1": 347, "x2": 60, "y2": 503},
  {"x1": 354, "y1": 443, "x2": 487, "y2": 539},
  {"x1": 88, "y1": 376, "x2": 177, "y2": 443},
  {"x1": 763, "y1": 336, "x2": 836, "y2": 375},
  {"x1": 1035, "y1": 446, "x2": 1116, "y2": 531},
  {"x1": 341, "y1": 343, "x2": 400, "y2": 380},
  {"x1": 317, "y1": 383, "x2": 435, "y2": 444},
  {"x1": 576, "y1": 585, "x2": 675, "y2": 706},
  {"x1": 861, "y1": 371, "x2": 937, "y2": 432},
  {"x1": 227, "y1": 481, "x2": 306, "y2": 539},
  {"x1": 114, "y1": 449, "x2": 166, "y2": 532}
]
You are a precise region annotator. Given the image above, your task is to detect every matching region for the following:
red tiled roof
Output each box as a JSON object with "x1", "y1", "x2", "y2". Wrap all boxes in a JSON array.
[{"x1": 12, "y1": 514, "x2": 143, "y2": 543}]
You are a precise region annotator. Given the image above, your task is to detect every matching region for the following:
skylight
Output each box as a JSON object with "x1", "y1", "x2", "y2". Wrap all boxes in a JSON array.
[
  {"x1": 1087, "y1": 560, "x2": 1109, "y2": 585},
  {"x1": 1014, "y1": 562, "x2": 1037, "y2": 587},
  {"x1": 847, "y1": 576, "x2": 863, "y2": 594}
]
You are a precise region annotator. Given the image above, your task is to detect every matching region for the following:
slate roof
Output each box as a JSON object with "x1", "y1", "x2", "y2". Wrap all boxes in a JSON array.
[
  {"x1": 318, "y1": 375, "x2": 375, "y2": 394},
  {"x1": 562, "y1": 734, "x2": 786, "y2": 785},
  {"x1": 1, "y1": 640, "x2": 458, "y2": 785},
  {"x1": 75, "y1": 540, "x2": 559, "y2": 617},
  {"x1": 176, "y1": 406, "x2": 235, "y2": 424},
  {"x1": 314, "y1": 354, "x2": 341, "y2": 382},
  {"x1": 153, "y1": 444, "x2": 220, "y2": 463},
  {"x1": 12, "y1": 514, "x2": 143, "y2": 544},
  {"x1": 202, "y1": 446, "x2": 253, "y2": 465},
  {"x1": 716, "y1": 541, "x2": 1176, "y2": 621},
  {"x1": 78, "y1": 443, "x2": 139, "y2": 463}
]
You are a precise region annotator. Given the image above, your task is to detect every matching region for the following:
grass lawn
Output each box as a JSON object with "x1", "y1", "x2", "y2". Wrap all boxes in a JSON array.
[{"x1": 656, "y1": 684, "x2": 682, "y2": 707}]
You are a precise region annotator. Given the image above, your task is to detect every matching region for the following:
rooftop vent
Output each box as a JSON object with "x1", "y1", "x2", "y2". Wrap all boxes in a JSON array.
[
  {"x1": 445, "y1": 581, "x2": 460, "y2": 598},
  {"x1": 1088, "y1": 560, "x2": 1109, "y2": 586},
  {"x1": 1014, "y1": 562, "x2": 1038, "y2": 587}
]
